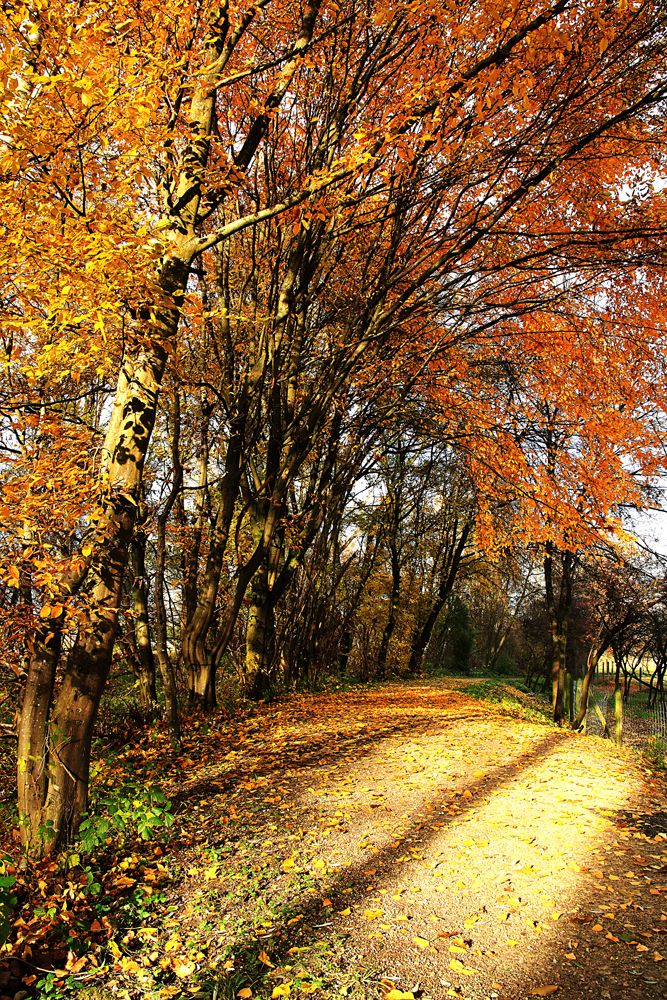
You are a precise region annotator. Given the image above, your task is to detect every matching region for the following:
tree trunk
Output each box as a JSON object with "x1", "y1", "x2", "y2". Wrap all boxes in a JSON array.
[
  {"x1": 550, "y1": 628, "x2": 567, "y2": 725},
  {"x1": 614, "y1": 669, "x2": 624, "y2": 746},
  {"x1": 16, "y1": 622, "x2": 61, "y2": 851},
  {"x1": 15, "y1": 3, "x2": 324, "y2": 853},
  {"x1": 406, "y1": 524, "x2": 470, "y2": 675},
  {"x1": 574, "y1": 646, "x2": 603, "y2": 730},
  {"x1": 376, "y1": 543, "x2": 400, "y2": 680},
  {"x1": 181, "y1": 440, "x2": 243, "y2": 708},
  {"x1": 17, "y1": 252, "x2": 190, "y2": 854},
  {"x1": 130, "y1": 532, "x2": 158, "y2": 718},
  {"x1": 243, "y1": 564, "x2": 276, "y2": 700},
  {"x1": 407, "y1": 599, "x2": 444, "y2": 677},
  {"x1": 155, "y1": 515, "x2": 180, "y2": 741},
  {"x1": 178, "y1": 402, "x2": 211, "y2": 635}
]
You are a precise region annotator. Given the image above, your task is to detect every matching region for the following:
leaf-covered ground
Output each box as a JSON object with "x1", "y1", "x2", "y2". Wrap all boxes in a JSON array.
[{"x1": 3, "y1": 679, "x2": 667, "y2": 1000}]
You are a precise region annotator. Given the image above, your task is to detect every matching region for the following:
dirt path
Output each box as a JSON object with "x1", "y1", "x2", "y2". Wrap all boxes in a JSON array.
[{"x1": 14, "y1": 680, "x2": 667, "y2": 1000}]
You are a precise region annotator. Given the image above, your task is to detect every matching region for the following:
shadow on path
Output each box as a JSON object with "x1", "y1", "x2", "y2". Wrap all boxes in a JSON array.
[{"x1": 171, "y1": 705, "x2": 488, "y2": 809}]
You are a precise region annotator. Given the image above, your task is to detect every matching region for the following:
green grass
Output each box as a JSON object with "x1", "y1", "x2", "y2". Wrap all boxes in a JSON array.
[
  {"x1": 644, "y1": 735, "x2": 667, "y2": 770},
  {"x1": 456, "y1": 678, "x2": 554, "y2": 724}
]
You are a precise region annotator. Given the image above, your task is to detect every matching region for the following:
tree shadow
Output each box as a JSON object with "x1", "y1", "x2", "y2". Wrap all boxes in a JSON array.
[
  {"x1": 615, "y1": 807, "x2": 667, "y2": 839},
  {"x1": 170, "y1": 707, "x2": 488, "y2": 809}
]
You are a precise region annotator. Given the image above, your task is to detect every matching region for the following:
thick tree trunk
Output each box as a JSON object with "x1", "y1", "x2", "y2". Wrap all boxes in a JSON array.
[
  {"x1": 189, "y1": 662, "x2": 218, "y2": 710},
  {"x1": 21, "y1": 493, "x2": 139, "y2": 854},
  {"x1": 408, "y1": 600, "x2": 445, "y2": 677},
  {"x1": 243, "y1": 565, "x2": 276, "y2": 700},
  {"x1": 15, "y1": 2, "x2": 324, "y2": 853},
  {"x1": 543, "y1": 544, "x2": 574, "y2": 726},
  {"x1": 16, "y1": 623, "x2": 61, "y2": 851}
]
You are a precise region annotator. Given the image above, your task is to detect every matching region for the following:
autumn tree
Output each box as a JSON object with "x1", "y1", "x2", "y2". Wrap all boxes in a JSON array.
[{"x1": 2, "y1": 0, "x2": 667, "y2": 856}]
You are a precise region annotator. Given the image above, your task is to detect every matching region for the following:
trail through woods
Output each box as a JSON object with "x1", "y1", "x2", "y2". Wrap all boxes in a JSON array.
[{"x1": 6, "y1": 681, "x2": 667, "y2": 999}]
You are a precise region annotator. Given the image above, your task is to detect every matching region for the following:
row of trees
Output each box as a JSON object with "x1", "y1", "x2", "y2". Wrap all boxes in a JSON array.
[{"x1": 2, "y1": 0, "x2": 667, "y2": 855}]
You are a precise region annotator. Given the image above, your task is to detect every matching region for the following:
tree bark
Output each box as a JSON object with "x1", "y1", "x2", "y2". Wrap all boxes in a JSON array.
[
  {"x1": 181, "y1": 433, "x2": 244, "y2": 709},
  {"x1": 376, "y1": 543, "x2": 400, "y2": 680},
  {"x1": 130, "y1": 531, "x2": 158, "y2": 718},
  {"x1": 243, "y1": 562, "x2": 276, "y2": 699},
  {"x1": 154, "y1": 512, "x2": 181, "y2": 740},
  {"x1": 153, "y1": 392, "x2": 183, "y2": 740}
]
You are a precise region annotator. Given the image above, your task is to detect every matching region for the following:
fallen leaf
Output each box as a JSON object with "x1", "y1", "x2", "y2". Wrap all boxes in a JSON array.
[
  {"x1": 172, "y1": 958, "x2": 195, "y2": 979},
  {"x1": 412, "y1": 936, "x2": 430, "y2": 949},
  {"x1": 528, "y1": 988, "x2": 559, "y2": 997},
  {"x1": 119, "y1": 958, "x2": 141, "y2": 975}
]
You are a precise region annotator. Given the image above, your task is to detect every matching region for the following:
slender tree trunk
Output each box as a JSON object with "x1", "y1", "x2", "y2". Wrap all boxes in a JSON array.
[
  {"x1": 376, "y1": 544, "x2": 400, "y2": 680},
  {"x1": 155, "y1": 516, "x2": 180, "y2": 741},
  {"x1": 178, "y1": 403, "x2": 211, "y2": 635},
  {"x1": 181, "y1": 439, "x2": 243, "y2": 709},
  {"x1": 614, "y1": 662, "x2": 624, "y2": 745},
  {"x1": 574, "y1": 647, "x2": 603, "y2": 730},
  {"x1": 130, "y1": 532, "x2": 158, "y2": 718},
  {"x1": 550, "y1": 627, "x2": 567, "y2": 725},
  {"x1": 406, "y1": 524, "x2": 470, "y2": 675}
]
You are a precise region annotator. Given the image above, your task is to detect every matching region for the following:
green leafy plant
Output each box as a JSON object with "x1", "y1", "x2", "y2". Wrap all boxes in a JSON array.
[
  {"x1": 33, "y1": 973, "x2": 87, "y2": 997},
  {"x1": 77, "y1": 783, "x2": 174, "y2": 853},
  {"x1": 0, "y1": 853, "x2": 17, "y2": 946}
]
